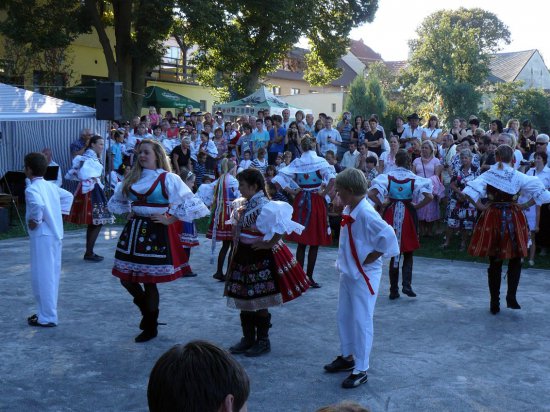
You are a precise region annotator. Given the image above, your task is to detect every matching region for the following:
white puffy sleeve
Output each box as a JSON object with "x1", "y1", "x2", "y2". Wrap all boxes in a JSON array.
[
  {"x1": 413, "y1": 175, "x2": 434, "y2": 199},
  {"x1": 519, "y1": 173, "x2": 550, "y2": 205},
  {"x1": 172, "y1": 194, "x2": 210, "y2": 221},
  {"x1": 256, "y1": 201, "x2": 304, "y2": 241},
  {"x1": 463, "y1": 175, "x2": 487, "y2": 204},
  {"x1": 228, "y1": 176, "x2": 241, "y2": 198},
  {"x1": 320, "y1": 165, "x2": 337, "y2": 182},
  {"x1": 227, "y1": 197, "x2": 247, "y2": 225},
  {"x1": 369, "y1": 174, "x2": 389, "y2": 197},
  {"x1": 363, "y1": 206, "x2": 400, "y2": 258},
  {"x1": 196, "y1": 182, "x2": 216, "y2": 207},
  {"x1": 164, "y1": 172, "x2": 194, "y2": 215},
  {"x1": 107, "y1": 182, "x2": 131, "y2": 214},
  {"x1": 272, "y1": 173, "x2": 294, "y2": 189},
  {"x1": 206, "y1": 140, "x2": 218, "y2": 157}
]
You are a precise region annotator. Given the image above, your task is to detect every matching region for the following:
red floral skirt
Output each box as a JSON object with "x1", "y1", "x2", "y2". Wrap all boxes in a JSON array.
[
  {"x1": 468, "y1": 204, "x2": 529, "y2": 259},
  {"x1": 286, "y1": 191, "x2": 332, "y2": 246},
  {"x1": 206, "y1": 203, "x2": 233, "y2": 241},
  {"x1": 383, "y1": 201, "x2": 420, "y2": 253},
  {"x1": 66, "y1": 183, "x2": 114, "y2": 225},
  {"x1": 112, "y1": 216, "x2": 191, "y2": 283}
]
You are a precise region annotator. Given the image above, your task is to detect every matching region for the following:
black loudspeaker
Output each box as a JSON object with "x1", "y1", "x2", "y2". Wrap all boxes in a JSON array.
[{"x1": 96, "y1": 82, "x2": 123, "y2": 120}]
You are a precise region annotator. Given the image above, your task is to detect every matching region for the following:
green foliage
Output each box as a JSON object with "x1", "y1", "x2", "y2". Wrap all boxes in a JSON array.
[
  {"x1": 182, "y1": 0, "x2": 378, "y2": 99},
  {"x1": 402, "y1": 8, "x2": 510, "y2": 124},
  {"x1": 491, "y1": 81, "x2": 550, "y2": 133},
  {"x1": 380, "y1": 100, "x2": 408, "y2": 134},
  {"x1": 344, "y1": 72, "x2": 387, "y2": 122}
]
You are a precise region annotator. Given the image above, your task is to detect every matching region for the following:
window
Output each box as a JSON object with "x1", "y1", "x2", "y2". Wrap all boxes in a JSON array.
[
  {"x1": 0, "y1": 59, "x2": 24, "y2": 86},
  {"x1": 33, "y1": 70, "x2": 66, "y2": 94},
  {"x1": 290, "y1": 88, "x2": 300, "y2": 95},
  {"x1": 200, "y1": 100, "x2": 207, "y2": 112},
  {"x1": 272, "y1": 86, "x2": 281, "y2": 95},
  {"x1": 332, "y1": 103, "x2": 337, "y2": 113},
  {"x1": 165, "y1": 46, "x2": 180, "y2": 60}
]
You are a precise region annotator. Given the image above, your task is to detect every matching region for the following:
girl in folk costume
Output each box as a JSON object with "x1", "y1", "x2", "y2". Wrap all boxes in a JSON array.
[
  {"x1": 273, "y1": 136, "x2": 335, "y2": 288},
  {"x1": 226, "y1": 169, "x2": 309, "y2": 357},
  {"x1": 178, "y1": 168, "x2": 210, "y2": 277},
  {"x1": 368, "y1": 150, "x2": 433, "y2": 299},
  {"x1": 462, "y1": 145, "x2": 550, "y2": 315},
  {"x1": 199, "y1": 130, "x2": 218, "y2": 178},
  {"x1": 206, "y1": 158, "x2": 240, "y2": 281},
  {"x1": 66, "y1": 135, "x2": 115, "y2": 261},
  {"x1": 108, "y1": 139, "x2": 199, "y2": 342}
]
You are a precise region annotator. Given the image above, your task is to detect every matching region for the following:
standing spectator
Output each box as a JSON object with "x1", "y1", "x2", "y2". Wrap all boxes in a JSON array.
[
  {"x1": 529, "y1": 134, "x2": 550, "y2": 161},
  {"x1": 451, "y1": 118, "x2": 467, "y2": 142},
  {"x1": 194, "y1": 152, "x2": 207, "y2": 188},
  {"x1": 267, "y1": 115, "x2": 286, "y2": 164},
  {"x1": 71, "y1": 128, "x2": 93, "y2": 158},
  {"x1": 422, "y1": 115, "x2": 443, "y2": 144},
  {"x1": 498, "y1": 133, "x2": 522, "y2": 169},
  {"x1": 325, "y1": 150, "x2": 342, "y2": 174},
  {"x1": 479, "y1": 136, "x2": 496, "y2": 173},
  {"x1": 171, "y1": 137, "x2": 193, "y2": 175},
  {"x1": 518, "y1": 120, "x2": 537, "y2": 159},
  {"x1": 285, "y1": 121, "x2": 302, "y2": 160},
  {"x1": 304, "y1": 113, "x2": 315, "y2": 134},
  {"x1": 486, "y1": 119, "x2": 503, "y2": 144},
  {"x1": 503, "y1": 118, "x2": 519, "y2": 138},
  {"x1": 391, "y1": 116, "x2": 406, "y2": 142},
  {"x1": 236, "y1": 123, "x2": 253, "y2": 161},
  {"x1": 412, "y1": 141, "x2": 443, "y2": 237},
  {"x1": 356, "y1": 143, "x2": 379, "y2": 176},
  {"x1": 400, "y1": 113, "x2": 423, "y2": 148},
  {"x1": 281, "y1": 108, "x2": 291, "y2": 130},
  {"x1": 340, "y1": 142, "x2": 360, "y2": 169},
  {"x1": 313, "y1": 119, "x2": 324, "y2": 138},
  {"x1": 166, "y1": 119, "x2": 180, "y2": 139},
  {"x1": 213, "y1": 127, "x2": 228, "y2": 175},
  {"x1": 337, "y1": 111, "x2": 353, "y2": 160},
  {"x1": 239, "y1": 150, "x2": 252, "y2": 171},
  {"x1": 364, "y1": 116, "x2": 384, "y2": 157},
  {"x1": 379, "y1": 136, "x2": 399, "y2": 174},
  {"x1": 42, "y1": 147, "x2": 63, "y2": 187},
  {"x1": 442, "y1": 149, "x2": 479, "y2": 250},
  {"x1": 468, "y1": 117, "x2": 481, "y2": 136},
  {"x1": 317, "y1": 117, "x2": 342, "y2": 156},
  {"x1": 199, "y1": 131, "x2": 218, "y2": 178},
  {"x1": 350, "y1": 115, "x2": 364, "y2": 146},
  {"x1": 251, "y1": 119, "x2": 270, "y2": 158},
  {"x1": 295, "y1": 110, "x2": 306, "y2": 126}
]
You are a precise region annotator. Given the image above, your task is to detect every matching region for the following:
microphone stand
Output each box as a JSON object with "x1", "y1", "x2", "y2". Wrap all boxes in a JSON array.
[{"x1": 1, "y1": 173, "x2": 28, "y2": 236}]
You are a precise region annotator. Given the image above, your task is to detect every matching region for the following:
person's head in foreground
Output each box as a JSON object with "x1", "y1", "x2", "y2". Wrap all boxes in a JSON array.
[
  {"x1": 335, "y1": 168, "x2": 369, "y2": 206},
  {"x1": 148, "y1": 340, "x2": 250, "y2": 412}
]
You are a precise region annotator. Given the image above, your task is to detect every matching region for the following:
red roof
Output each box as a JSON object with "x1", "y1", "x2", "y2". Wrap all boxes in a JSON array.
[{"x1": 349, "y1": 39, "x2": 383, "y2": 65}]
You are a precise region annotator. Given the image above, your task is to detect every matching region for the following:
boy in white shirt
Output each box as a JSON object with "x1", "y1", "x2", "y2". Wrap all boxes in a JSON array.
[
  {"x1": 24, "y1": 152, "x2": 74, "y2": 327},
  {"x1": 324, "y1": 168, "x2": 399, "y2": 388},
  {"x1": 239, "y1": 150, "x2": 253, "y2": 170}
]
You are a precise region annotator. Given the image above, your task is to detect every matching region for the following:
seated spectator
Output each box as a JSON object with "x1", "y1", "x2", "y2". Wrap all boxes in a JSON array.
[
  {"x1": 265, "y1": 165, "x2": 277, "y2": 183},
  {"x1": 239, "y1": 150, "x2": 252, "y2": 171},
  {"x1": 266, "y1": 181, "x2": 290, "y2": 204},
  {"x1": 356, "y1": 143, "x2": 379, "y2": 175},
  {"x1": 148, "y1": 340, "x2": 250, "y2": 412},
  {"x1": 325, "y1": 150, "x2": 342, "y2": 173},
  {"x1": 364, "y1": 156, "x2": 379, "y2": 187}
]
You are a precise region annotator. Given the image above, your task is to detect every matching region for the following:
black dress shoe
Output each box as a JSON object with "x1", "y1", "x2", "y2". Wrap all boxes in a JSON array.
[
  {"x1": 324, "y1": 356, "x2": 355, "y2": 373},
  {"x1": 402, "y1": 288, "x2": 416, "y2": 297},
  {"x1": 309, "y1": 281, "x2": 322, "y2": 288},
  {"x1": 212, "y1": 273, "x2": 225, "y2": 281},
  {"x1": 342, "y1": 371, "x2": 368, "y2": 388},
  {"x1": 84, "y1": 253, "x2": 104, "y2": 262},
  {"x1": 389, "y1": 291, "x2": 400, "y2": 300},
  {"x1": 185, "y1": 272, "x2": 198, "y2": 278},
  {"x1": 27, "y1": 314, "x2": 56, "y2": 327}
]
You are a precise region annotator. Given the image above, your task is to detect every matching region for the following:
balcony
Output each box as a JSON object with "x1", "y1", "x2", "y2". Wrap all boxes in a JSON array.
[{"x1": 147, "y1": 57, "x2": 198, "y2": 85}]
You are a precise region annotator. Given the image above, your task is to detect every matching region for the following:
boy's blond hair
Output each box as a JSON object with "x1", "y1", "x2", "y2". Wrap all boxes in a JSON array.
[{"x1": 335, "y1": 168, "x2": 368, "y2": 196}]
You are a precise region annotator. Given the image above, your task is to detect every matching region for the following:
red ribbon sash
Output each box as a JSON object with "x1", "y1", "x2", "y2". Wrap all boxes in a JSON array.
[{"x1": 341, "y1": 215, "x2": 375, "y2": 295}]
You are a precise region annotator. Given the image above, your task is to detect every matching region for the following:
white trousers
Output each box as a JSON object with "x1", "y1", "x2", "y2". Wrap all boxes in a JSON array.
[
  {"x1": 30, "y1": 235, "x2": 62, "y2": 324},
  {"x1": 337, "y1": 271, "x2": 381, "y2": 373}
]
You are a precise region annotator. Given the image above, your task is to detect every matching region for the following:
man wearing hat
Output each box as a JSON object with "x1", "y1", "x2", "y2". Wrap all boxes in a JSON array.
[
  {"x1": 529, "y1": 134, "x2": 550, "y2": 161},
  {"x1": 400, "y1": 113, "x2": 424, "y2": 149}
]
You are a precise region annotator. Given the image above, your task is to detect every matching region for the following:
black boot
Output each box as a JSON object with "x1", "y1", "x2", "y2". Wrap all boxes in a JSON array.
[
  {"x1": 245, "y1": 313, "x2": 271, "y2": 357},
  {"x1": 230, "y1": 312, "x2": 256, "y2": 354},
  {"x1": 135, "y1": 310, "x2": 159, "y2": 343},
  {"x1": 401, "y1": 254, "x2": 416, "y2": 297},
  {"x1": 389, "y1": 259, "x2": 400, "y2": 300},
  {"x1": 506, "y1": 258, "x2": 522, "y2": 309},
  {"x1": 488, "y1": 261, "x2": 502, "y2": 315},
  {"x1": 133, "y1": 296, "x2": 147, "y2": 330}
]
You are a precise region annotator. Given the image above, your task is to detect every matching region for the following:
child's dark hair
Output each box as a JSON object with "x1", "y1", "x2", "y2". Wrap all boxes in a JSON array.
[
  {"x1": 148, "y1": 340, "x2": 249, "y2": 412},
  {"x1": 366, "y1": 155, "x2": 378, "y2": 166},
  {"x1": 237, "y1": 168, "x2": 267, "y2": 197},
  {"x1": 179, "y1": 168, "x2": 195, "y2": 183},
  {"x1": 265, "y1": 165, "x2": 277, "y2": 176},
  {"x1": 395, "y1": 149, "x2": 411, "y2": 168},
  {"x1": 24, "y1": 152, "x2": 48, "y2": 177},
  {"x1": 243, "y1": 150, "x2": 251, "y2": 156},
  {"x1": 265, "y1": 181, "x2": 277, "y2": 198}
]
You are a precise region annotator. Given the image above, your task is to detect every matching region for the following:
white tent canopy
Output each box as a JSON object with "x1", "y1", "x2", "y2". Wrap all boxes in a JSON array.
[{"x1": 0, "y1": 83, "x2": 106, "y2": 185}]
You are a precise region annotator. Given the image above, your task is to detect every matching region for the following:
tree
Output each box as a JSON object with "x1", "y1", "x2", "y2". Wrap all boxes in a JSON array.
[
  {"x1": 402, "y1": 8, "x2": 510, "y2": 125},
  {"x1": 0, "y1": 0, "x2": 176, "y2": 118},
  {"x1": 344, "y1": 72, "x2": 387, "y2": 123},
  {"x1": 182, "y1": 0, "x2": 379, "y2": 100},
  {"x1": 491, "y1": 81, "x2": 550, "y2": 133}
]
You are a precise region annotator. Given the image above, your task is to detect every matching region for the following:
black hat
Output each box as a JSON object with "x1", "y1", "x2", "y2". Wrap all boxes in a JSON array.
[{"x1": 407, "y1": 113, "x2": 421, "y2": 120}]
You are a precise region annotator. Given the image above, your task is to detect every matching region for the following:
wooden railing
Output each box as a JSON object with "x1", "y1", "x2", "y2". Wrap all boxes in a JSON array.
[{"x1": 147, "y1": 57, "x2": 198, "y2": 84}]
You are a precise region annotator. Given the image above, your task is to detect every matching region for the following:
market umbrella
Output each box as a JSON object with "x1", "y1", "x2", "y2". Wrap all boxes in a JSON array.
[
  {"x1": 55, "y1": 80, "x2": 98, "y2": 107},
  {"x1": 142, "y1": 86, "x2": 200, "y2": 109}
]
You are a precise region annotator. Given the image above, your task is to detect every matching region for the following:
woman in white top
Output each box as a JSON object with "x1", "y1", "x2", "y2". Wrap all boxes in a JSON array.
[
  {"x1": 108, "y1": 139, "x2": 198, "y2": 342},
  {"x1": 422, "y1": 115, "x2": 443, "y2": 144},
  {"x1": 66, "y1": 135, "x2": 114, "y2": 261}
]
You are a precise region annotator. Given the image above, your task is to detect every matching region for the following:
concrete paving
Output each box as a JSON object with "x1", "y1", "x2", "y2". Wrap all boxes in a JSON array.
[{"x1": 1, "y1": 227, "x2": 550, "y2": 412}]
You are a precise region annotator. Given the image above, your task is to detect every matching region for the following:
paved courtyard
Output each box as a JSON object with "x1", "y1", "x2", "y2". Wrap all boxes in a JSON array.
[{"x1": 1, "y1": 227, "x2": 550, "y2": 412}]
